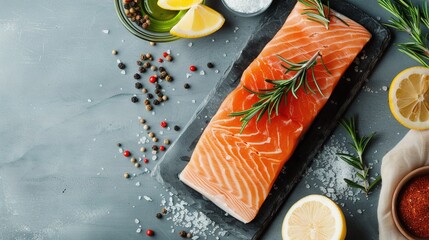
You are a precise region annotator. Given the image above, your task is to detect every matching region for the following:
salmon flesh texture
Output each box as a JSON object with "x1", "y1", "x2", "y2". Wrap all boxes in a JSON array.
[{"x1": 179, "y1": 2, "x2": 371, "y2": 223}]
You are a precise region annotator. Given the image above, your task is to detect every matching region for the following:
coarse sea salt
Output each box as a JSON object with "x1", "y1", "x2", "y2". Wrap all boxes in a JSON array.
[{"x1": 223, "y1": 0, "x2": 272, "y2": 14}]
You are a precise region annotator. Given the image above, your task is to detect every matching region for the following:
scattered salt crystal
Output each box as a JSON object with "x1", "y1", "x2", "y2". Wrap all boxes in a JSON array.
[
  {"x1": 135, "y1": 218, "x2": 140, "y2": 224},
  {"x1": 143, "y1": 196, "x2": 153, "y2": 202},
  {"x1": 357, "y1": 209, "x2": 363, "y2": 214},
  {"x1": 138, "y1": 196, "x2": 142, "y2": 200},
  {"x1": 135, "y1": 182, "x2": 141, "y2": 187},
  {"x1": 223, "y1": 53, "x2": 227, "y2": 57},
  {"x1": 382, "y1": 86, "x2": 388, "y2": 91},
  {"x1": 192, "y1": 100, "x2": 196, "y2": 103},
  {"x1": 305, "y1": 184, "x2": 310, "y2": 189},
  {"x1": 87, "y1": 99, "x2": 92, "y2": 103},
  {"x1": 177, "y1": 101, "x2": 181, "y2": 104},
  {"x1": 225, "y1": 40, "x2": 229, "y2": 43},
  {"x1": 199, "y1": 70, "x2": 205, "y2": 75},
  {"x1": 99, "y1": 84, "x2": 103, "y2": 87},
  {"x1": 167, "y1": 49, "x2": 171, "y2": 54},
  {"x1": 136, "y1": 228, "x2": 141, "y2": 233},
  {"x1": 188, "y1": 42, "x2": 193, "y2": 47},
  {"x1": 186, "y1": 73, "x2": 192, "y2": 78},
  {"x1": 172, "y1": 88, "x2": 175, "y2": 91},
  {"x1": 215, "y1": 69, "x2": 219, "y2": 73},
  {"x1": 211, "y1": 38, "x2": 215, "y2": 42},
  {"x1": 116, "y1": 59, "x2": 121, "y2": 63},
  {"x1": 102, "y1": 29, "x2": 109, "y2": 34},
  {"x1": 120, "y1": 70, "x2": 126, "y2": 75},
  {"x1": 152, "y1": 155, "x2": 158, "y2": 161},
  {"x1": 234, "y1": 27, "x2": 239, "y2": 33}
]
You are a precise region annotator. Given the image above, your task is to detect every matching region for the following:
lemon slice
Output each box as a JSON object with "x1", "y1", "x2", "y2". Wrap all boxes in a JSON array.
[
  {"x1": 170, "y1": 4, "x2": 225, "y2": 38},
  {"x1": 282, "y1": 195, "x2": 346, "y2": 240},
  {"x1": 157, "y1": 0, "x2": 203, "y2": 10},
  {"x1": 389, "y1": 66, "x2": 429, "y2": 130}
]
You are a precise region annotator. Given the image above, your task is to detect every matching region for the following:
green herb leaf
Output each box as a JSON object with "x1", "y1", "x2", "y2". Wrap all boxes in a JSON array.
[
  {"x1": 344, "y1": 178, "x2": 365, "y2": 190},
  {"x1": 298, "y1": 0, "x2": 348, "y2": 29},
  {"x1": 368, "y1": 176, "x2": 382, "y2": 192}
]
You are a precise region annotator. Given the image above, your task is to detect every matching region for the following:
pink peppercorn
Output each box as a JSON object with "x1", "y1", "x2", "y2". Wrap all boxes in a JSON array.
[
  {"x1": 189, "y1": 65, "x2": 197, "y2": 72},
  {"x1": 146, "y1": 229, "x2": 154, "y2": 236},
  {"x1": 160, "y1": 121, "x2": 168, "y2": 128},
  {"x1": 123, "y1": 150, "x2": 131, "y2": 157},
  {"x1": 159, "y1": 146, "x2": 165, "y2": 151},
  {"x1": 149, "y1": 76, "x2": 157, "y2": 83},
  {"x1": 143, "y1": 158, "x2": 149, "y2": 164}
]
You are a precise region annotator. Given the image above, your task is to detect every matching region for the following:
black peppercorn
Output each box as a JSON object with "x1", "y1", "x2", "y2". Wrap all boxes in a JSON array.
[
  {"x1": 147, "y1": 93, "x2": 154, "y2": 99},
  {"x1": 136, "y1": 60, "x2": 142, "y2": 66},
  {"x1": 139, "y1": 66, "x2": 146, "y2": 73},
  {"x1": 131, "y1": 96, "x2": 139, "y2": 103},
  {"x1": 174, "y1": 125, "x2": 180, "y2": 131},
  {"x1": 152, "y1": 145, "x2": 158, "y2": 151},
  {"x1": 178, "y1": 230, "x2": 187, "y2": 238},
  {"x1": 207, "y1": 62, "x2": 214, "y2": 68},
  {"x1": 135, "y1": 82, "x2": 143, "y2": 89},
  {"x1": 116, "y1": 143, "x2": 122, "y2": 147},
  {"x1": 184, "y1": 83, "x2": 190, "y2": 89},
  {"x1": 153, "y1": 99, "x2": 160, "y2": 105},
  {"x1": 118, "y1": 62, "x2": 126, "y2": 69},
  {"x1": 155, "y1": 83, "x2": 161, "y2": 89},
  {"x1": 157, "y1": 93, "x2": 163, "y2": 98},
  {"x1": 156, "y1": 213, "x2": 163, "y2": 219},
  {"x1": 134, "y1": 73, "x2": 141, "y2": 80},
  {"x1": 158, "y1": 67, "x2": 165, "y2": 72},
  {"x1": 154, "y1": 89, "x2": 160, "y2": 94}
]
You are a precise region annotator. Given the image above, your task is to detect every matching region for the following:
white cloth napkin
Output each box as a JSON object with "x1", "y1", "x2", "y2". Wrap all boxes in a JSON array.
[{"x1": 378, "y1": 130, "x2": 429, "y2": 240}]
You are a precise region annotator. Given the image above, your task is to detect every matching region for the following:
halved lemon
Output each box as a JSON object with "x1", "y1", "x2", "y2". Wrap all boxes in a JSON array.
[
  {"x1": 170, "y1": 4, "x2": 225, "y2": 38},
  {"x1": 282, "y1": 195, "x2": 346, "y2": 240},
  {"x1": 157, "y1": 0, "x2": 203, "y2": 10},
  {"x1": 389, "y1": 66, "x2": 429, "y2": 130}
]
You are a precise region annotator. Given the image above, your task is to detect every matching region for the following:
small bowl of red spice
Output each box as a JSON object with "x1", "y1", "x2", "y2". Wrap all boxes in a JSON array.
[{"x1": 392, "y1": 166, "x2": 429, "y2": 239}]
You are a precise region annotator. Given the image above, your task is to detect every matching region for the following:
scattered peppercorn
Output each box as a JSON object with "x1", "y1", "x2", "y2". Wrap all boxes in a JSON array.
[
  {"x1": 165, "y1": 75, "x2": 172, "y2": 82},
  {"x1": 174, "y1": 125, "x2": 180, "y2": 131},
  {"x1": 148, "y1": 132, "x2": 155, "y2": 138},
  {"x1": 143, "y1": 158, "x2": 149, "y2": 164},
  {"x1": 160, "y1": 121, "x2": 168, "y2": 128},
  {"x1": 140, "y1": 147, "x2": 146, "y2": 152},
  {"x1": 143, "y1": 62, "x2": 150, "y2": 68},
  {"x1": 162, "y1": 95, "x2": 168, "y2": 101},
  {"x1": 131, "y1": 96, "x2": 139, "y2": 103},
  {"x1": 143, "y1": 124, "x2": 150, "y2": 130},
  {"x1": 161, "y1": 207, "x2": 168, "y2": 214},
  {"x1": 166, "y1": 55, "x2": 173, "y2": 62},
  {"x1": 130, "y1": 157, "x2": 137, "y2": 163},
  {"x1": 134, "y1": 163, "x2": 141, "y2": 168},
  {"x1": 189, "y1": 65, "x2": 197, "y2": 71},
  {"x1": 118, "y1": 62, "x2": 126, "y2": 69},
  {"x1": 123, "y1": 150, "x2": 131, "y2": 157},
  {"x1": 134, "y1": 73, "x2": 141, "y2": 79},
  {"x1": 155, "y1": 83, "x2": 161, "y2": 89},
  {"x1": 163, "y1": 139, "x2": 170, "y2": 145},
  {"x1": 144, "y1": 99, "x2": 150, "y2": 105},
  {"x1": 156, "y1": 213, "x2": 163, "y2": 219},
  {"x1": 186, "y1": 232, "x2": 193, "y2": 238},
  {"x1": 178, "y1": 230, "x2": 187, "y2": 238},
  {"x1": 152, "y1": 145, "x2": 158, "y2": 151},
  {"x1": 112, "y1": 50, "x2": 118, "y2": 55},
  {"x1": 150, "y1": 66, "x2": 157, "y2": 71},
  {"x1": 152, "y1": 137, "x2": 158, "y2": 142},
  {"x1": 154, "y1": 89, "x2": 161, "y2": 94},
  {"x1": 138, "y1": 66, "x2": 146, "y2": 73},
  {"x1": 145, "y1": 53, "x2": 152, "y2": 59},
  {"x1": 146, "y1": 105, "x2": 153, "y2": 111},
  {"x1": 116, "y1": 143, "x2": 122, "y2": 147},
  {"x1": 149, "y1": 41, "x2": 156, "y2": 46},
  {"x1": 162, "y1": 52, "x2": 168, "y2": 58},
  {"x1": 142, "y1": 88, "x2": 148, "y2": 93},
  {"x1": 153, "y1": 99, "x2": 160, "y2": 105},
  {"x1": 184, "y1": 83, "x2": 190, "y2": 89},
  {"x1": 140, "y1": 54, "x2": 147, "y2": 61},
  {"x1": 157, "y1": 96, "x2": 163, "y2": 102},
  {"x1": 136, "y1": 60, "x2": 142, "y2": 66},
  {"x1": 158, "y1": 58, "x2": 163, "y2": 63},
  {"x1": 123, "y1": 172, "x2": 130, "y2": 179},
  {"x1": 149, "y1": 75, "x2": 157, "y2": 83},
  {"x1": 135, "y1": 82, "x2": 143, "y2": 89},
  {"x1": 159, "y1": 67, "x2": 165, "y2": 72},
  {"x1": 146, "y1": 229, "x2": 154, "y2": 236},
  {"x1": 159, "y1": 146, "x2": 166, "y2": 151},
  {"x1": 139, "y1": 118, "x2": 146, "y2": 124},
  {"x1": 147, "y1": 93, "x2": 154, "y2": 99},
  {"x1": 207, "y1": 62, "x2": 214, "y2": 68}
]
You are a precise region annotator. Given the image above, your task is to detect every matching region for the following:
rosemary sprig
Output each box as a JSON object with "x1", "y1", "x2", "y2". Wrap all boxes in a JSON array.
[
  {"x1": 378, "y1": 0, "x2": 429, "y2": 67},
  {"x1": 298, "y1": 0, "x2": 349, "y2": 29},
  {"x1": 337, "y1": 117, "x2": 381, "y2": 196},
  {"x1": 230, "y1": 51, "x2": 329, "y2": 133}
]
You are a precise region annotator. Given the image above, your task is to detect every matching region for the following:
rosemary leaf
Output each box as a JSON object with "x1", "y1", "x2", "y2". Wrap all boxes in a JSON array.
[
  {"x1": 344, "y1": 178, "x2": 365, "y2": 190},
  {"x1": 368, "y1": 176, "x2": 382, "y2": 192}
]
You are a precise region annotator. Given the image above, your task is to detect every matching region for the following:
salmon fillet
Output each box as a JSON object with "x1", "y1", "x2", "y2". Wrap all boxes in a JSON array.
[{"x1": 179, "y1": 2, "x2": 371, "y2": 223}]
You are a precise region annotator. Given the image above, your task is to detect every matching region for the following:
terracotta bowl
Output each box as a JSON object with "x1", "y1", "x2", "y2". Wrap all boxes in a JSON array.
[{"x1": 391, "y1": 165, "x2": 429, "y2": 240}]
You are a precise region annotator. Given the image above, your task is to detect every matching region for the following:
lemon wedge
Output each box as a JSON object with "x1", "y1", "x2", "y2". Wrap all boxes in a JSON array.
[
  {"x1": 389, "y1": 66, "x2": 429, "y2": 130},
  {"x1": 282, "y1": 195, "x2": 346, "y2": 240},
  {"x1": 170, "y1": 4, "x2": 225, "y2": 38},
  {"x1": 157, "y1": 0, "x2": 203, "y2": 10}
]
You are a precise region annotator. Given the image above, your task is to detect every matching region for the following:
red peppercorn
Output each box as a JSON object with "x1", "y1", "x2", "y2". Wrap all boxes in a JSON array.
[
  {"x1": 159, "y1": 146, "x2": 165, "y2": 151},
  {"x1": 189, "y1": 65, "x2": 197, "y2": 72},
  {"x1": 163, "y1": 52, "x2": 168, "y2": 57},
  {"x1": 160, "y1": 121, "x2": 168, "y2": 128},
  {"x1": 158, "y1": 58, "x2": 163, "y2": 63},
  {"x1": 143, "y1": 158, "x2": 149, "y2": 164},
  {"x1": 123, "y1": 150, "x2": 131, "y2": 157},
  {"x1": 149, "y1": 75, "x2": 157, "y2": 83},
  {"x1": 146, "y1": 229, "x2": 154, "y2": 236}
]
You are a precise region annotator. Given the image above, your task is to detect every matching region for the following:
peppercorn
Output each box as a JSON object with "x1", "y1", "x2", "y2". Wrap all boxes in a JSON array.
[
  {"x1": 140, "y1": 147, "x2": 146, "y2": 152},
  {"x1": 152, "y1": 145, "x2": 158, "y2": 151},
  {"x1": 124, "y1": 3, "x2": 130, "y2": 9},
  {"x1": 142, "y1": 88, "x2": 148, "y2": 93},
  {"x1": 189, "y1": 65, "x2": 197, "y2": 71},
  {"x1": 144, "y1": 99, "x2": 150, "y2": 105},
  {"x1": 151, "y1": 66, "x2": 157, "y2": 71},
  {"x1": 156, "y1": 213, "x2": 163, "y2": 219},
  {"x1": 158, "y1": 58, "x2": 163, "y2": 63},
  {"x1": 186, "y1": 232, "x2": 193, "y2": 238},
  {"x1": 152, "y1": 137, "x2": 158, "y2": 142},
  {"x1": 155, "y1": 83, "x2": 161, "y2": 89},
  {"x1": 149, "y1": 56, "x2": 154, "y2": 61},
  {"x1": 112, "y1": 50, "x2": 118, "y2": 55},
  {"x1": 148, "y1": 132, "x2": 155, "y2": 138},
  {"x1": 134, "y1": 163, "x2": 141, "y2": 168},
  {"x1": 140, "y1": 54, "x2": 147, "y2": 60},
  {"x1": 135, "y1": 82, "x2": 143, "y2": 89},
  {"x1": 123, "y1": 150, "x2": 131, "y2": 157},
  {"x1": 123, "y1": 172, "x2": 130, "y2": 179},
  {"x1": 143, "y1": 62, "x2": 150, "y2": 68},
  {"x1": 157, "y1": 93, "x2": 163, "y2": 98},
  {"x1": 142, "y1": 23, "x2": 149, "y2": 29},
  {"x1": 143, "y1": 124, "x2": 149, "y2": 130},
  {"x1": 174, "y1": 125, "x2": 180, "y2": 131},
  {"x1": 154, "y1": 89, "x2": 160, "y2": 95},
  {"x1": 178, "y1": 230, "x2": 187, "y2": 238},
  {"x1": 144, "y1": 15, "x2": 149, "y2": 20},
  {"x1": 147, "y1": 93, "x2": 154, "y2": 99},
  {"x1": 161, "y1": 207, "x2": 167, "y2": 214},
  {"x1": 153, "y1": 99, "x2": 160, "y2": 105},
  {"x1": 139, "y1": 66, "x2": 146, "y2": 73},
  {"x1": 166, "y1": 55, "x2": 173, "y2": 62},
  {"x1": 159, "y1": 67, "x2": 165, "y2": 72},
  {"x1": 149, "y1": 41, "x2": 156, "y2": 46},
  {"x1": 130, "y1": 157, "x2": 137, "y2": 163},
  {"x1": 165, "y1": 75, "x2": 172, "y2": 82},
  {"x1": 207, "y1": 62, "x2": 214, "y2": 68},
  {"x1": 118, "y1": 62, "x2": 126, "y2": 69},
  {"x1": 146, "y1": 229, "x2": 154, "y2": 236},
  {"x1": 163, "y1": 139, "x2": 170, "y2": 145},
  {"x1": 162, "y1": 52, "x2": 168, "y2": 58},
  {"x1": 159, "y1": 146, "x2": 166, "y2": 151},
  {"x1": 136, "y1": 60, "x2": 142, "y2": 66},
  {"x1": 146, "y1": 105, "x2": 153, "y2": 111},
  {"x1": 139, "y1": 118, "x2": 146, "y2": 124},
  {"x1": 149, "y1": 75, "x2": 157, "y2": 83},
  {"x1": 143, "y1": 158, "x2": 149, "y2": 164},
  {"x1": 162, "y1": 95, "x2": 168, "y2": 101},
  {"x1": 145, "y1": 53, "x2": 152, "y2": 59},
  {"x1": 184, "y1": 83, "x2": 190, "y2": 89},
  {"x1": 131, "y1": 96, "x2": 139, "y2": 103},
  {"x1": 160, "y1": 121, "x2": 168, "y2": 128},
  {"x1": 116, "y1": 143, "x2": 122, "y2": 147}
]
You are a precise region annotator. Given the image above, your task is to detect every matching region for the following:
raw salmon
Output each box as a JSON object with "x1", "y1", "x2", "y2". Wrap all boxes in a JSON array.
[{"x1": 179, "y1": 2, "x2": 371, "y2": 223}]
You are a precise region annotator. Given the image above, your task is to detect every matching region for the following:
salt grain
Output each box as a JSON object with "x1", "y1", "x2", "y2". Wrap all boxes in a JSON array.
[
  {"x1": 102, "y1": 29, "x2": 109, "y2": 34},
  {"x1": 143, "y1": 195, "x2": 153, "y2": 202}
]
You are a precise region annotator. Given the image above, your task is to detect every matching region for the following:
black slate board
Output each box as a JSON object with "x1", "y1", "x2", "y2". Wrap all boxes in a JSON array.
[{"x1": 154, "y1": 0, "x2": 391, "y2": 239}]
